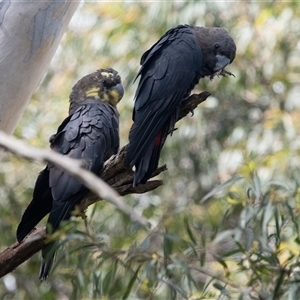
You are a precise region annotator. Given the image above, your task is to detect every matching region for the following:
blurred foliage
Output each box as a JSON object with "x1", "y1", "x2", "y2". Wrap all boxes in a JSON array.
[{"x1": 1, "y1": 1, "x2": 300, "y2": 299}]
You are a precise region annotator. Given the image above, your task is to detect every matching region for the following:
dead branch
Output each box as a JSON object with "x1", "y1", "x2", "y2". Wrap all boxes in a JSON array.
[{"x1": 0, "y1": 91, "x2": 210, "y2": 278}]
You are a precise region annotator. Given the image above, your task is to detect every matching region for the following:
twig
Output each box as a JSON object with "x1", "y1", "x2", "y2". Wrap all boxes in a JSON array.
[{"x1": 189, "y1": 265, "x2": 242, "y2": 291}]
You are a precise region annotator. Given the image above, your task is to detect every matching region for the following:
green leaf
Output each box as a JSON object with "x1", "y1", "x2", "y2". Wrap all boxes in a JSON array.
[
  {"x1": 184, "y1": 216, "x2": 197, "y2": 245},
  {"x1": 164, "y1": 234, "x2": 173, "y2": 258},
  {"x1": 213, "y1": 282, "x2": 225, "y2": 291},
  {"x1": 273, "y1": 269, "x2": 286, "y2": 299},
  {"x1": 200, "y1": 175, "x2": 243, "y2": 203},
  {"x1": 102, "y1": 260, "x2": 118, "y2": 294},
  {"x1": 122, "y1": 265, "x2": 141, "y2": 300}
]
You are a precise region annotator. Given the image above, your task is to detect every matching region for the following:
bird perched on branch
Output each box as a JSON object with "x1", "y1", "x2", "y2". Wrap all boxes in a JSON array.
[
  {"x1": 127, "y1": 24, "x2": 236, "y2": 186},
  {"x1": 16, "y1": 68, "x2": 124, "y2": 281}
]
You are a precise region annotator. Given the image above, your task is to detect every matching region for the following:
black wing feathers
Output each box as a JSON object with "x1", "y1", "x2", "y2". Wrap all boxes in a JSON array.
[
  {"x1": 16, "y1": 168, "x2": 53, "y2": 242},
  {"x1": 128, "y1": 25, "x2": 202, "y2": 184},
  {"x1": 40, "y1": 103, "x2": 118, "y2": 281},
  {"x1": 49, "y1": 103, "x2": 118, "y2": 205},
  {"x1": 17, "y1": 102, "x2": 119, "y2": 242}
]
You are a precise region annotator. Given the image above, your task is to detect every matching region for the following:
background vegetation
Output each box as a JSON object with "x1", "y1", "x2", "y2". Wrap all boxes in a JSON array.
[{"x1": 1, "y1": 1, "x2": 300, "y2": 299}]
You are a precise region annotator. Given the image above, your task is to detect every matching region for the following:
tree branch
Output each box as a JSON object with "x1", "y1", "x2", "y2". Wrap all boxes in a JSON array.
[
  {"x1": 0, "y1": 91, "x2": 210, "y2": 278},
  {"x1": 0, "y1": 132, "x2": 150, "y2": 228}
]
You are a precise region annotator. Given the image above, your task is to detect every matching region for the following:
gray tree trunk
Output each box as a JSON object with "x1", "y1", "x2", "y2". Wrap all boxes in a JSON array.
[{"x1": 0, "y1": 1, "x2": 80, "y2": 134}]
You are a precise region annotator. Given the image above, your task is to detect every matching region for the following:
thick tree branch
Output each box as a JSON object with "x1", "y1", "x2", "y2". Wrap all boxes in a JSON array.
[
  {"x1": 0, "y1": 91, "x2": 210, "y2": 278},
  {"x1": 0, "y1": 132, "x2": 150, "y2": 228},
  {"x1": 0, "y1": 228, "x2": 45, "y2": 278}
]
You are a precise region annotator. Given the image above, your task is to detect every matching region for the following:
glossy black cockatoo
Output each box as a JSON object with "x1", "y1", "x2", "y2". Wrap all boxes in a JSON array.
[
  {"x1": 16, "y1": 68, "x2": 124, "y2": 280},
  {"x1": 127, "y1": 25, "x2": 236, "y2": 186}
]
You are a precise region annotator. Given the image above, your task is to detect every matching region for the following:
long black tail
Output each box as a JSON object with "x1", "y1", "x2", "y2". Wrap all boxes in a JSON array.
[
  {"x1": 39, "y1": 242, "x2": 56, "y2": 281},
  {"x1": 133, "y1": 138, "x2": 161, "y2": 186},
  {"x1": 16, "y1": 168, "x2": 52, "y2": 243},
  {"x1": 38, "y1": 191, "x2": 87, "y2": 281},
  {"x1": 133, "y1": 123, "x2": 169, "y2": 186},
  {"x1": 127, "y1": 106, "x2": 177, "y2": 186}
]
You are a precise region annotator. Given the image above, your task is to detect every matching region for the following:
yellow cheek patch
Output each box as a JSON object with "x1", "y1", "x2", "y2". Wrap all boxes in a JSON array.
[
  {"x1": 108, "y1": 89, "x2": 121, "y2": 105},
  {"x1": 101, "y1": 90, "x2": 120, "y2": 105},
  {"x1": 85, "y1": 87, "x2": 100, "y2": 99},
  {"x1": 102, "y1": 93, "x2": 109, "y2": 102}
]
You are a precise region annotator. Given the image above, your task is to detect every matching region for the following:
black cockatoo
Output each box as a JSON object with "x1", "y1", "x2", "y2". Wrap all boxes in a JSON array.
[
  {"x1": 127, "y1": 25, "x2": 236, "y2": 186},
  {"x1": 16, "y1": 68, "x2": 124, "y2": 280}
]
